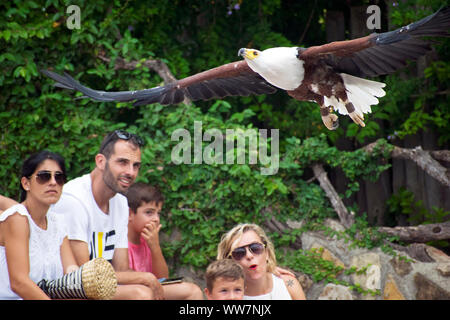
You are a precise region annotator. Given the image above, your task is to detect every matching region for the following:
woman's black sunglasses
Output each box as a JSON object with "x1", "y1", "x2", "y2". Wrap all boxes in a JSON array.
[
  {"x1": 230, "y1": 242, "x2": 265, "y2": 261},
  {"x1": 30, "y1": 170, "x2": 66, "y2": 186}
]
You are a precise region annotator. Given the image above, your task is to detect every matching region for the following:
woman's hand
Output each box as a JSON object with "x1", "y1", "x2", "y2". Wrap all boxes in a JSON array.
[{"x1": 273, "y1": 266, "x2": 295, "y2": 278}]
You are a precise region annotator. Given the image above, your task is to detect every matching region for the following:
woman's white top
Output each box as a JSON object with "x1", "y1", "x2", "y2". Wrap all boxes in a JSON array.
[
  {"x1": 0, "y1": 204, "x2": 67, "y2": 299},
  {"x1": 244, "y1": 273, "x2": 292, "y2": 300}
]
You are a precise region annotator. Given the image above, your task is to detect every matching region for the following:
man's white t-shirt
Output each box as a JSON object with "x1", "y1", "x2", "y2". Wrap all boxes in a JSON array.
[{"x1": 50, "y1": 173, "x2": 129, "y2": 262}]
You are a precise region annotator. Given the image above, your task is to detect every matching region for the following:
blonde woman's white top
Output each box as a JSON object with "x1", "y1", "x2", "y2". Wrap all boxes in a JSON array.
[{"x1": 244, "y1": 273, "x2": 292, "y2": 300}]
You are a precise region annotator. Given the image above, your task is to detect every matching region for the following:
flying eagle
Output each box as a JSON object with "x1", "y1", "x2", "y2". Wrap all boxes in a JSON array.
[{"x1": 42, "y1": 7, "x2": 449, "y2": 130}]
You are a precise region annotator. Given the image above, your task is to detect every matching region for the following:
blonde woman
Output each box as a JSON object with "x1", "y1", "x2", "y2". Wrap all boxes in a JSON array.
[{"x1": 217, "y1": 223, "x2": 305, "y2": 300}]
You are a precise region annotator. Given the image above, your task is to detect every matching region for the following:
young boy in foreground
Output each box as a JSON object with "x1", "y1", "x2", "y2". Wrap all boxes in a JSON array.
[
  {"x1": 127, "y1": 182, "x2": 203, "y2": 299},
  {"x1": 204, "y1": 259, "x2": 245, "y2": 300}
]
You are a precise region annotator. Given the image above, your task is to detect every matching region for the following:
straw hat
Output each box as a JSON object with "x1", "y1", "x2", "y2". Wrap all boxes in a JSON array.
[
  {"x1": 38, "y1": 257, "x2": 117, "y2": 300},
  {"x1": 81, "y1": 257, "x2": 117, "y2": 300}
]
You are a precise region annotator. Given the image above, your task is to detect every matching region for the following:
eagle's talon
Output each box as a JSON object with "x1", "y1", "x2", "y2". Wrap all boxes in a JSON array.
[
  {"x1": 349, "y1": 112, "x2": 365, "y2": 127},
  {"x1": 330, "y1": 114, "x2": 339, "y2": 130},
  {"x1": 322, "y1": 113, "x2": 339, "y2": 130}
]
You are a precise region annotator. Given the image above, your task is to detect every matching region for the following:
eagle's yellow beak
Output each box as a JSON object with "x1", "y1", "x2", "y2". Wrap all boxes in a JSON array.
[{"x1": 238, "y1": 48, "x2": 259, "y2": 60}]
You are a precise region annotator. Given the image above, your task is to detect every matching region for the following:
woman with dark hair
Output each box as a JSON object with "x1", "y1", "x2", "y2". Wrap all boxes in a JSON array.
[{"x1": 0, "y1": 150, "x2": 78, "y2": 299}]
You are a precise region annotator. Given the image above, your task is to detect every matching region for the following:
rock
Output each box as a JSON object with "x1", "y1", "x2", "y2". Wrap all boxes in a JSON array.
[
  {"x1": 365, "y1": 265, "x2": 381, "y2": 291},
  {"x1": 425, "y1": 246, "x2": 450, "y2": 263},
  {"x1": 390, "y1": 257, "x2": 412, "y2": 276},
  {"x1": 324, "y1": 218, "x2": 346, "y2": 233},
  {"x1": 297, "y1": 273, "x2": 314, "y2": 293},
  {"x1": 383, "y1": 275, "x2": 405, "y2": 300},
  {"x1": 436, "y1": 263, "x2": 450, "y2": 277},
  {"x1": 311, "y1": 243, "x2": 345, "y2": 272},
  {"x1": 318, "y1": 284, "x2": 354, "y2": 300},
  {"x1": 414, "y1": 273, "x2": 450, "y2": 300},
  {"x1": 286, "y1": 219, "x2": 304, "y2": 229},
  {"x1": 351, "y1": 253, "x2": 381, "y2": 291}
]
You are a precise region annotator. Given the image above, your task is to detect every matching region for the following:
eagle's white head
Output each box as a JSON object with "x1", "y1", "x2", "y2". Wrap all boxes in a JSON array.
[{"x1": 238, "y1": 47, "x2": 304, "y2": 91}]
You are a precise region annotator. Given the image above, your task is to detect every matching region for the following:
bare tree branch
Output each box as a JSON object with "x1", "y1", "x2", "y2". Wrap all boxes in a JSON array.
[
  {"x1": 389, "y1": 243, "x2": 435, "y2": 263},
  {"x1": 311, "y1": 163, "x2": 354, "y2": 228},
  {"x1": 378, "y1": 221, "x2": 450, "y2": 243},
  {"x1": 364, "y1": 140, "x2": 450, "y2": 187},
  {"x1": 430, "y1": 150, "x2": 450, "y2": 163}
]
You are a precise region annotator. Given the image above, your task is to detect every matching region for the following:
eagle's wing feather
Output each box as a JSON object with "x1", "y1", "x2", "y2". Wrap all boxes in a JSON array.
[
  {"x1": 42, "y1": 60, "x2": 277, "y2": 106},
  {"x1": 299, "y1": 6, "x2": 449, "y2": 77}
]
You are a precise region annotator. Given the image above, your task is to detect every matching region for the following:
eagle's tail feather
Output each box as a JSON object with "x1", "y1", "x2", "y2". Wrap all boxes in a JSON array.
[{"x1": 336, "y1": 73, "x2": 386, "y2": 117}]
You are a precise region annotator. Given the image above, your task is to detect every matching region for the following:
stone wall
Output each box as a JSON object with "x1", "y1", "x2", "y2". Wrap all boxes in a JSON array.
[{"x1": 298, "y1": 219, "x2": 450, "y2": 300}]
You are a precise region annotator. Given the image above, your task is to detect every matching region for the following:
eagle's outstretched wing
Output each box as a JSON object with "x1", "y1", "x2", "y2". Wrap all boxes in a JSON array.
[
  {"x1": 299, "y1": 6, "x2": 450, "y2": 77},
  {"x1": 41, "y1": 60, "x2": 277, "y2": 106}
]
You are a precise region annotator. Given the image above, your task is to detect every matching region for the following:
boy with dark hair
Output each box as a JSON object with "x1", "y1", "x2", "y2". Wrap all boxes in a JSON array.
[
  {"x1": 204, "y1": 259, "x2": 245, "y2": 300},
  {"x1": 127, "y1": 182, "x2": 203, "y2": 299},
  {"x1": 127, "y1": 182, "x2": 167, "y2": 277}
]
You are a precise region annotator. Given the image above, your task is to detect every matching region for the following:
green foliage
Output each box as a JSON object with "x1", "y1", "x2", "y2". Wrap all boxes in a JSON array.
[
  {"x1": 387, "y1": 187, "x2": 450, "y2": 226},
  {"x1": 283, "y1": 135, "x2": 392, "y2": 195},
  {"x1": 354, "y1": 0, "x2": 450, "y2": 146},
  {"x1": 386, "y1": 187, "x2": 450, "y2": 249},
  {"x1": 281, "y1": 248, "x2": 344, "y2": 283}
]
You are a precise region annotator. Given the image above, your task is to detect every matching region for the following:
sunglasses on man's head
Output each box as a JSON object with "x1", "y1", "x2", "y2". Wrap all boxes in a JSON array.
[
  {"x1": 30, "y1": 170, "x2": 66, "y2": 186},
  {"x1": 230, "y1": 242, "x2": 265, "y2": 261},
  {"x1": 113, "y1": 130, "x2": 144, "y2": 146},
  {"x1": 114, "y1": 130, "x2": 144, "y2": 146},
  {"x1": 100, "y1": 130, "x2": 145, "y2": 154}
]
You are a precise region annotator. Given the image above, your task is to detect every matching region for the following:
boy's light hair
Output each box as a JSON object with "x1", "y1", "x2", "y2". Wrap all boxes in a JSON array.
[
  {"x1": 216, "y1": 223, "x2": 277, "y2": 273},
  {"x1": 205, "y1": 259, "x2": 244, "y2": 292},
  {"x1": 127, "y1": 182, "x2": 164, "y2": 213}
]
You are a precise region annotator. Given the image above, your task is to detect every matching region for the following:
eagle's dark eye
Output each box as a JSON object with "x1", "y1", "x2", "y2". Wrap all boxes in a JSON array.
[{"x1": 253, "y1": 51, "x2": 258, "y2": 56}]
